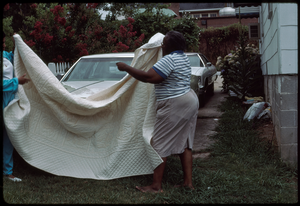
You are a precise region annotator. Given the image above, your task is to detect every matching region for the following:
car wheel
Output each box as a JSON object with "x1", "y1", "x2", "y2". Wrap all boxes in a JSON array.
[
  {"x1": 198, "y1": 92, "x2": 206, "y2": 108},
  {"x1": 207, "y1": 82, "x2": 214, "y2": 96}
]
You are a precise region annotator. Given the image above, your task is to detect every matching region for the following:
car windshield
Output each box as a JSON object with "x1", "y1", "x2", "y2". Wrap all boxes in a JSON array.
[
  {"x1": 63, "y1": 58, "x2": 133, "y2": 82},
  {"x1": 187, "y1": 55, "x2": 204, "y2": 67}
]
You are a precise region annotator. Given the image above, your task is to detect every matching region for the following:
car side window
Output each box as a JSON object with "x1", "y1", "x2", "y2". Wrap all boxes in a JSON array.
[
  {"x1": 200, "y1": 54, "x2": 210, "y2": 65},
  {"x1": 187, "y1": 55, "x2": 204, "y2": 67}
]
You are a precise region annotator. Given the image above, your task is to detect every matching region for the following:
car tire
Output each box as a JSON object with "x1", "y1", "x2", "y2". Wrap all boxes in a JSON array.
[
  {"x1": 207, "y1": 82, "x2": 214, "y2": 96},
  {"x1": 198, "y1": 88, "x2": 207, "y2": 108}
]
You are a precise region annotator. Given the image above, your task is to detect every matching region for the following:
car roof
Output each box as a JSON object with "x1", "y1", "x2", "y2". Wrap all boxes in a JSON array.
[
  {"x1": 80, "y1": 52, "x2": 202, "y2": 59},
  {"x1": 81, "y1": 53, "x2": 134, "y2": 58}
]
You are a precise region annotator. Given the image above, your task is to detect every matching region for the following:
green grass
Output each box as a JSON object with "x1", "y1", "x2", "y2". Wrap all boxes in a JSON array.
[{"x1": 2, "y1": 97, "x2": 298, "y2": 204}]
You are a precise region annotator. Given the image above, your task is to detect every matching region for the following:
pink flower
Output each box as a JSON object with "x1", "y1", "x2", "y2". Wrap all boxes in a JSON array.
[
  {"x1": 34, "y1": 21, "x2": 43, "y2": 33},
  {"x1": 87, "y1": 3, "x2": 98, "y2": 9},
  {"x1": 57, "y1": 55, "x2": 63, "y2": 63},
  {"x1": 127, "y1": 17, "x2": 135, "y2": 24},
  {"x1": 76, "y1": 42, "x2": 87, "y2": 50},
  {"x1": 4, "y1": 4, "x2": 9, "y2": 11},
  {"x1": 79, "y1": 49, "x2": 89, "y2": 56},
  {"x1": 69, "y1": 30, "x2": 75, "y2": 38},
  {"x1": 116, "y1": 42, "x2": 129, "y2": 52},
  {"x1": 118, "y1": 25, "x2": 127, "y2": 38},
  {"x1": 43, "y1": 33, "x2": 53, "y2": 45},
  {"x1": 50, "y1": 5, "x2": 64, "y2": 16},
  {"x1": 134, "y1": 33, "x2": 145, "y2": 47},
  {"x1": 58, "y1": 17, "x2": 66, "y2": 26},
  {"x1": 65, "y1": 26, "x2": 72, "y2": 32},
  {"x1": 24, "y1": 39, "x2": 36, "y2": 47},
  {"x1": 30, "y1": 4, "x2": 37, "y2": 9},
  {"x1": 127, "y1": 23, "x2": 133, "y2": 32}
]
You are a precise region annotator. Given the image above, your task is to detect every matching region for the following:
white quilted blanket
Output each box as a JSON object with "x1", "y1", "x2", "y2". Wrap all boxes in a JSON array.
[{"x1": 3, "y1": 33, "x2": 165, "y2": 180}]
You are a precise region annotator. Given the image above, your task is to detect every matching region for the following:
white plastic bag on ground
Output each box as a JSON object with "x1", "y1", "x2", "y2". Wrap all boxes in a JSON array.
[
  {"x1": 243, "y1": 102, "x2": 270, "y2": 121},
  {"x1": 257, "y1": 107, "x2": 271, "y2": 119}
]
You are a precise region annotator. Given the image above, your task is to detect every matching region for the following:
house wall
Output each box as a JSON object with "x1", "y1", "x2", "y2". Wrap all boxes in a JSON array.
[{"x1": 259, "y1": 3, "x2": 298, "y2": 166}]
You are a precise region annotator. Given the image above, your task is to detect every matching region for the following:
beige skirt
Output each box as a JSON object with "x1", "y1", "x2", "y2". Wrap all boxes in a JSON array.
[{"x1": 151, "y1": 89, "x2": 199, "y2": 158}]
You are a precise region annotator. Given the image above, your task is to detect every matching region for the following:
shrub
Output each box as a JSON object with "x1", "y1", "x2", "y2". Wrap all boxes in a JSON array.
[
  {"x1": 217, "y1": 25, "x2": 264, "y2": 99},
  {"x1": 199, "y1": 23, "x2": 258, "y2": 65}
]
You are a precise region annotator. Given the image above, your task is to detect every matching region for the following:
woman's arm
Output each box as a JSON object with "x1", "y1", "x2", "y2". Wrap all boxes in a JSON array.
[
  {"x1": 3, "y1": 78, "x2": 19, "y2": 92},
  {"x1": 116, "y1": 62, "x2": 164, "y2": 84},
  {"x1": 3, "y1": 74, "x2": 30, "y2": 92}
]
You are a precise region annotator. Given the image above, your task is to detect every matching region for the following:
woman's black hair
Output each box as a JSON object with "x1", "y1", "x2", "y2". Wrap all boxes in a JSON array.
[{"x1": 165, "y1": 31, "x2": 186, "y2": 51}]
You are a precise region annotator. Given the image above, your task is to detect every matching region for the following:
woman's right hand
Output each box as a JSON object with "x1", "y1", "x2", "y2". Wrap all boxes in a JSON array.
[{"x1": 18, "y1": 73, "x2": 31, "y2": 85}]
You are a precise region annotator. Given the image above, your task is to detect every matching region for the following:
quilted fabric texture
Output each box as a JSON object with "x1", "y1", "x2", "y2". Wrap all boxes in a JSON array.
[{"x1": 3, "y1": 33, "x2": 165, "y2": 180}]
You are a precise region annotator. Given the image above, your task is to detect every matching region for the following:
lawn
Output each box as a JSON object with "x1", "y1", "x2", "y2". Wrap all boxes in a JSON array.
[{"x1": 2, "y1": 97, "x2": 298, "y2": 204}]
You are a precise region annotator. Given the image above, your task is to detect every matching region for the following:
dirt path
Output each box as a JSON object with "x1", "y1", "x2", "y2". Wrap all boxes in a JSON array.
[{"x1": 193, "y1": 73, "x2": 227, "y2": 158}]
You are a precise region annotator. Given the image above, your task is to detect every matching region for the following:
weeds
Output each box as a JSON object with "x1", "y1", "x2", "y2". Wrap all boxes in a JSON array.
[{"x1": 2, "y1": 97, "x2": 297, "y2": 204}]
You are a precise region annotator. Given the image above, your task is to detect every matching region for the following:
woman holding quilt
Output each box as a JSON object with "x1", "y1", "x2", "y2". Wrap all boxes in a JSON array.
[
  {"x1": 116, "y1": 31, "x2": 199, "y2": 193},
  {"x1": 3, "y1": 32, "x2": 30, "y2": 182}
]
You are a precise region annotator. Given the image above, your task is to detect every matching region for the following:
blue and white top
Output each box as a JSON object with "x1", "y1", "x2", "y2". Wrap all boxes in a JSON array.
[
  {"x1": 152, "y1": 50, "x2": 191, "y2": 101},
  {"x1": 3, "y1": 51, "x2": 18, "y2": 109}
]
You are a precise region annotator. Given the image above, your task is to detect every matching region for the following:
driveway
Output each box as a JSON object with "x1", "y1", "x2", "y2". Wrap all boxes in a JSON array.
[{"x1": 193, "y1": 72, "x2": 227, "y2": 156}]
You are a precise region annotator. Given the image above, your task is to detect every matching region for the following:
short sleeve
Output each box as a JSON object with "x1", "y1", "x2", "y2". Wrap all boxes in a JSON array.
[{"x1": 152, "y1": 55, "x2": 174, "y2": 79}]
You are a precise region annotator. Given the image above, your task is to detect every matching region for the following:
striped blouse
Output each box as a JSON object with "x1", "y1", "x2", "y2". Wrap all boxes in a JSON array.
[{"x1": 152, "y1": 50, "x2": 191, "y2": 101}]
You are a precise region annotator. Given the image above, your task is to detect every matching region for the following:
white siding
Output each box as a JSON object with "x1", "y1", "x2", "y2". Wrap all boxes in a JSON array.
[
  {"x1": 277, "y1": 3, "x2": 298, "y2": 74},
  {"x1": 260, "y1": 3, "x2": 298, "y2": 75},
  {"x1": 259, "y1": 3, "x2": 298, "y2": 166}
]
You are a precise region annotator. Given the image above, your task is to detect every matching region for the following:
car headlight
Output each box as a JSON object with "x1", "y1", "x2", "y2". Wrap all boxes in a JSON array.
[{"x1": 198, "y1": 77, "x2": 201, "y2": 88}]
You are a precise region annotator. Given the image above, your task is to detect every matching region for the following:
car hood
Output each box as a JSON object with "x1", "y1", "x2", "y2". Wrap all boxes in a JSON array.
[
  {"x1": 191, "y1": 67, "x2": 204, "y2": 76},
  {"x1": 61, "y1": 81, "x2": 119, "y2": 99}
]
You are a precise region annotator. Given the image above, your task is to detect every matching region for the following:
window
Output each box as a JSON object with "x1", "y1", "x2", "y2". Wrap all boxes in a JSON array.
[
  {"x1": 199, "y1": 13, "x2": 217, "y2": 18},
  {"x1": 187, "y1": 55, "x2": 204, "y2": 67},
  {"x1": 193, "y1": 14, "x2": 200, "y2": 18}
]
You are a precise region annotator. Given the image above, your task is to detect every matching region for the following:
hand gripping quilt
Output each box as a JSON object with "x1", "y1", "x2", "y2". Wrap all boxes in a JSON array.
[{"x1": 3, "y1": 33, "x2": 165, "y2": 180}]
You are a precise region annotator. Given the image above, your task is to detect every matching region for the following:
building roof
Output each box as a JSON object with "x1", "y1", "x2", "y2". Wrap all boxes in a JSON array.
[{"x1": 179, "y1": 3, "x2": 224, "y2": 11}]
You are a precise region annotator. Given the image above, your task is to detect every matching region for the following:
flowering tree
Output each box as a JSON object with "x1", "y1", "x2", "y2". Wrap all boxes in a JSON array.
[{"x1": 3, "y1": 3, "x2": 145, "y2": 65}]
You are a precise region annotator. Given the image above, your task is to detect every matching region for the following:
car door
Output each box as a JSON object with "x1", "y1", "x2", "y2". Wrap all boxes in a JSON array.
[{"x1": 199, "y1": 54, "x2": 215, "y2": 85}]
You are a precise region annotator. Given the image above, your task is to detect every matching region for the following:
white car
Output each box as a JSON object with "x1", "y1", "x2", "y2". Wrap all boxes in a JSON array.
[{"x1": 60, "y1": 52, "x2": 217, "y2": 107}]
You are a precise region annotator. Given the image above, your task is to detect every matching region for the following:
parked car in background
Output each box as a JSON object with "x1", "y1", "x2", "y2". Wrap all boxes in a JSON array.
[
  {"x1": 187, "y1": 52, "x2": 217, "y2": 107},
  {"x1": 60, "y1": 52, "x2": 217, "y2": 107},
  {"x1": 60, "y1": 53, "x2": 132, "y2": 99}
]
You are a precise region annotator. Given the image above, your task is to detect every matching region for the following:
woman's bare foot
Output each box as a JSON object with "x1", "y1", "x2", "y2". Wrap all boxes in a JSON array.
[{"x1": 136, "y1": 185, "x2": 163, "y2": 193}]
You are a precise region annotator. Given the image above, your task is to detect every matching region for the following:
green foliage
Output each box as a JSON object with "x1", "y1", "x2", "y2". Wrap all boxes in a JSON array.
[
  {"x1": 3, "y1": 16, "x2": 14, "y2": 51},
  {"x1": 3, "y1": 3, "x2": 200, "y2": 64},
  {"x1": 2, "y1": 3, "x2": 145, "y2": 64},
  {"x1": 171, "y1": 12, "x2": 201, "y2": 52},
  {"x1": 216, "y1": 25, "x2": 264, "y2": 100},
  {"x1": 132, "y1": 5, "x2": 200, "y2": 52},
  {"x1": 132, "y1": 3, "x2": 173, "y2": 43}
]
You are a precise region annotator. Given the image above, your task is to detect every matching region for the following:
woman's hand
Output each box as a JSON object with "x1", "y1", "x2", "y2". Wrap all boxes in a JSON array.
[
  {"x1": 116, "y1": 62, "x2": 128, "y2": 71},
  {"x1": 18, "y1": 73, "x2": 31, "y2": 85}
]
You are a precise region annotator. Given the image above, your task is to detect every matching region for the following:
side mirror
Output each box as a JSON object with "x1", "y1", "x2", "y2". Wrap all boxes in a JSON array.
[{"x1": 207, "y1": 62, "x2": 212, "y2": 67}]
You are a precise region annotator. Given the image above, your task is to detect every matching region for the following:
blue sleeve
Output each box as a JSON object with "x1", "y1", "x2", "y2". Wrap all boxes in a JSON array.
[
  {"x1": 153, "y1": 66, "x2": 167, "y2": 79},
  {"x1": 3, "y1": 78, "x2": 19, "y2": 92},
  {"x1": 3, "y1": 51, "x2": 14, "y2": 63}
]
